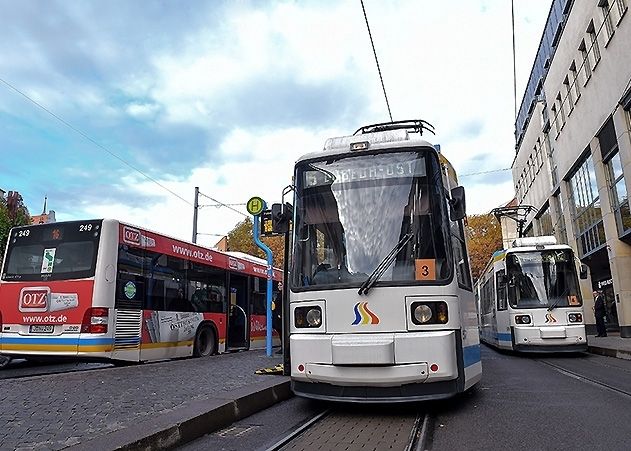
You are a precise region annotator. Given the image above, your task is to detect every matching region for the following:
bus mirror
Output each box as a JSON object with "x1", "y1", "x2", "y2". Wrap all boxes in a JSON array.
[
  {"x1": 449, "y1": 186, "x2": 466, "y2": 221},
  {"x1": 580, "y1": 264, "x2": 588, "y2": 280}
]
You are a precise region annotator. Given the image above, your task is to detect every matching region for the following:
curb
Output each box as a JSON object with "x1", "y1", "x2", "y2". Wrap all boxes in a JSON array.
[
  {"x1": 588, "y1": 345, "x2": 631, "y2": 361},
  {"x1": 67, "y1": 377, "x2": 291, "y2": 451}
]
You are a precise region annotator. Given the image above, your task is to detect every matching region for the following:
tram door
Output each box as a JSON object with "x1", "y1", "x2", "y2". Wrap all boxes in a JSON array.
[{"x1": 227, "y1": 274, "x2": 250, "y2": 350}]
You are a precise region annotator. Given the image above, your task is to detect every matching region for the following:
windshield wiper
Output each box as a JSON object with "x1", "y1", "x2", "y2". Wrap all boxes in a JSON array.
[
  {"x1": 358, "y1": 233, "x2": 414, "y2": 295},
  {"x1": 547, "y1": 299, "x2": 561, "y2": 311}
]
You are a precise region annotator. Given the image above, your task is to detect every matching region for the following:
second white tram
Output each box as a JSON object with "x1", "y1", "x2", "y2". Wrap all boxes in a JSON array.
[
  {"x1": 285, "y1": 120, "x2": 482, "y2": 402},
  {"x1": 476, "y1": 236, "x2": 588, "y2": 352}
]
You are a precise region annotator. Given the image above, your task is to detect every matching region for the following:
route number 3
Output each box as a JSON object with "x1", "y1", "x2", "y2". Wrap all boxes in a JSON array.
[{"x1": 415, "y1": 259, "x2": 436, "y2": 281}]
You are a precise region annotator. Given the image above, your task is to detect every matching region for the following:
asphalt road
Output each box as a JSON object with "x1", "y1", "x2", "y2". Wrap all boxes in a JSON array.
[
  {"x1": 181, "y1": 346, "x2": 631, "y2": 451},
  {"x1": 431, "y1": 346, "x2": 631, "y2": 451}
]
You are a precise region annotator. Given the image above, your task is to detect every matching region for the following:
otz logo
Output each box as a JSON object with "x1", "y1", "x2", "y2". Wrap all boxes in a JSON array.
[
  {"x1": 19, "y1": 287, "x2": 50, "y2": 312},
  {"x1": 352, "y1": 302, "x2": 380, "y2": 325},
  {"x1": 123, "y1": 226, "x2": 141, "y2": 245}
]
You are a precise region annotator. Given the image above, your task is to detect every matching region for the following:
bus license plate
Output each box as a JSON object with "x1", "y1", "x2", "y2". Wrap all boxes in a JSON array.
[{"x1": 29, "y1": 325, "x2": 54, "y2": 334}]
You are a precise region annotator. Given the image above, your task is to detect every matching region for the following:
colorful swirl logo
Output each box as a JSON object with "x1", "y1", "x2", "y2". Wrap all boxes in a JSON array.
[
  {"x1": 352, "y1": 302, "x2": 380, "y2": 325},
  {"x1": 545, "y1": 313, "x2": 557, "y2": 323}
]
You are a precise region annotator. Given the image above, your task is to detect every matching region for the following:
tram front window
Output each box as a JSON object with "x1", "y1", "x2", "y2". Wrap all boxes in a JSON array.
[
  {"x1": 291, "y1": 149, "x2": 451, "y2": 290},
  {"x1": 506, "y1": 250, "x2": 582, "y2": 309}
]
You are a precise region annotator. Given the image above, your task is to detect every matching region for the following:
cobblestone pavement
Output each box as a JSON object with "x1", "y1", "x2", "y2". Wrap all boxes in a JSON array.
[{"x1": 0, "y1": 351, "x2": 282, "y2": 451}]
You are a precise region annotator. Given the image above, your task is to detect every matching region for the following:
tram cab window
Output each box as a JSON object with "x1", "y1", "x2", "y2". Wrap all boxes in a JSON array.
[
  {"x1": 496, "y1": 270, "x2": 507, "y2": 310},
  {"x1": 293, "y1": 151, "x2": 452, "y2": 289}
]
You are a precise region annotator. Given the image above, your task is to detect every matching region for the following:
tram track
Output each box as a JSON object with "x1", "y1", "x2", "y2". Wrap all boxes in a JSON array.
[
  {"x1": 537, "y1": 359, "x2": 631, "y2": 399},
  {"x1": 264, "y1": 408, "x2": 432, "y2": 451}
]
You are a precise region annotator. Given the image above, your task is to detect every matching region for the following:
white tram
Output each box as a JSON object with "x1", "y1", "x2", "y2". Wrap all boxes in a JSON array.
[
  {"x1": 476, "y1": 236, "x2": 588, "y2": 353},
  {"x1": 284, "y1": 120, "x2": 482, "y2": 402}
]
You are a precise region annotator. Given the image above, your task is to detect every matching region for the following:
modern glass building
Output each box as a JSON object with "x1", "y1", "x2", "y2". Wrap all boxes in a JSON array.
[{"x1": 512, "y1": 0, "x2": 631, "y2": 336}]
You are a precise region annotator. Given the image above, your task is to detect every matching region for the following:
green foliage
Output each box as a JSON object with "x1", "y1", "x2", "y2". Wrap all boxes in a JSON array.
[
  {"x1": 226, "y1": 218, "x2": 285, "y2": 269},
  {"x1": 0, "y1": 193, "x2": 31, "y2": 265}
]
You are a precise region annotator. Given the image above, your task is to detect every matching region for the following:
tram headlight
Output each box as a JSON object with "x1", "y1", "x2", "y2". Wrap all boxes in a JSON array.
[
  {"x1": 306, "y1": 308, "x2": 322, "y2": 327},
  {"x1": 410, "y1": 302, "x2": 448, "y2": 325},
  {"x1": 295, "y1": 306, "x2": 323, "y2": 328},
  {"x1": 514, "y1": 315, "x2": 531, "y2": 325},
  {"x1": 414, "y1": 305, "x2": 433, "y2": 323}
]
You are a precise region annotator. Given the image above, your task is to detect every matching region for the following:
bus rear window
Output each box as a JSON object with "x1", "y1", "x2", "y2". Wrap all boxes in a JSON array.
[{"x1": 1, "y1": 221, "x2": 102, "y2": 282}]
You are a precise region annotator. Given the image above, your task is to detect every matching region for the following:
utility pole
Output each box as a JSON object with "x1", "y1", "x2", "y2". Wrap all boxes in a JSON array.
[{"x1": 192, "y1": 186, "x2": 199, "y2": 243}]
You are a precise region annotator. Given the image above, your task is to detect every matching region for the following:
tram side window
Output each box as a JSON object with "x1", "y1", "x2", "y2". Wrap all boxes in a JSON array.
[
  {"x1": 496, "y1": 270, "x2": 507, "y2": 311},
  {"x1": 481, "y1": 276, "x2": 494, "y2": 315},
  {"x1": 250, "y1": 277, "x2": 267, "y2": 315},
  {"x1": 450, "y1": 219, "x2": 472, "y2": 290}
]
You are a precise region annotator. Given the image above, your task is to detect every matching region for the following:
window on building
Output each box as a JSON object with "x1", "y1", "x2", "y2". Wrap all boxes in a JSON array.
[
  {"x1": 600, "y1": 1, "x2": 615, "y2": 39},
  {"x1": 606, "y1": 153, "x2": 631, "y2": 237},
  {"x1": 544, "y1": 131, "x2": 559, "y2": 186},
  {"x1": 537, "y1": 204, "x2": 554, "y2": 236},
  {"x1": 587, "y1": 21, "x2": 601, "y2": 66},
  {"x1": 557, "y1": 93, "x2": 566, "y2": 129},
  {"x1": 568, "y1": 153, "x2": 606, "y2": 256},
  {"x1": 564, "y1": 76, "x2": 574, "y2": 114},
  {"x1": 599, "y1": 118, "x2": 631, "y2": 237},
  {"x1": 579, "y1": 40, "x2": 592, "y2": 84},
  {"x1": 551, "y1": 193, "x2": 568, "y2": 244},
  {"x1": 615, "y1": 0, "x2": 628, "y2": 19},
  {"x1": 551, "y1": 104, "x2": 559, "y2": 136},
  {"x1": 569, "y1": 61, "x2": 581, "y2": 102}
]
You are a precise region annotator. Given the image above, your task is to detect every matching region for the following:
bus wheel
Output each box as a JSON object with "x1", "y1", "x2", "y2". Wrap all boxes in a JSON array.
[{"x1": 194, "y1": 326, "x2": 216, "y2": 357}]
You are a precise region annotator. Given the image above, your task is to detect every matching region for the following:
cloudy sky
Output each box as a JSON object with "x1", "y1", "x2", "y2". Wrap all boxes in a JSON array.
[{"x1": 0, "y1": 0, "x2": 551, "y2": 247}]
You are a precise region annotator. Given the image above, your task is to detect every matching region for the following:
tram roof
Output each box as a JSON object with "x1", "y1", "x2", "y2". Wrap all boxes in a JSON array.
[{"x1": 295, "y1": 129, "x2": 437, "y2": 164}]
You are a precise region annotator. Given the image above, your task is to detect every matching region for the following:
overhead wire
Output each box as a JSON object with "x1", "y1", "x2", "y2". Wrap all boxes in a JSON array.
[
  {"x1": 360, "y1": 0, "x2": 393, "y2": 122},
  {"x1": 0, "y1": 76, "x2": 194, "y2": 207}
]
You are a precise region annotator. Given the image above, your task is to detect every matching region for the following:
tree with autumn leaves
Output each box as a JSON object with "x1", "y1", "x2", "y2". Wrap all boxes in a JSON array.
[
  {"x1": 0, "y1": 191, "x2": 31, "y2": 265},
  {"x1": 226, "y1": 218, "x2": 285, "y2": 269},
  {"x1": 465, "y1": 213, "x2": 504, "y2": 283}
]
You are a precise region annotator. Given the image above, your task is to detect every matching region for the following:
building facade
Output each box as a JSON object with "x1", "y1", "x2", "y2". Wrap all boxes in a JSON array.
[{"x1": 513, "y1": 0, "x2": 631, "y2": 336}]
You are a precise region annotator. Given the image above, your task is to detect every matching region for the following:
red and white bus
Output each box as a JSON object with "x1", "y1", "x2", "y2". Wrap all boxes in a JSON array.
[{"x1": 0, "y1": 219, "x2": 281, "y2": 363}]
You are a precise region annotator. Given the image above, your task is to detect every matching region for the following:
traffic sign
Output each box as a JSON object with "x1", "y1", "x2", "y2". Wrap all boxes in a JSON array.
[{"x1": 246, "y1": 196, "x2": 265, "y2": 215}]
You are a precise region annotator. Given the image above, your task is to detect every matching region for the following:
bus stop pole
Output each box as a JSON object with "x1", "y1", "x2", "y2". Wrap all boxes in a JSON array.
[{"x1": 252, "y1": 209, "x2": 274, "y2": 357}]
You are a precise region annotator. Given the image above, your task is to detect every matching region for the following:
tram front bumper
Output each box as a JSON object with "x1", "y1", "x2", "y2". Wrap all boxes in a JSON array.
[
  {"x1": 512, "y1": 325, "x2": 587, "y2": 351},
  {"x1": 290, "y1": 330, "x2": 458, "y2": 387}
]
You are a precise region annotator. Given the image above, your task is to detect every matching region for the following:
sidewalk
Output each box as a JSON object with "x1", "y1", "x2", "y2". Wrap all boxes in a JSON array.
[
  {"x1": 0, "y1": 350, "x2": 288, "y2": 451},
  {"x1": 587, "y1": 333, "x2": 631, "y2": 360}
]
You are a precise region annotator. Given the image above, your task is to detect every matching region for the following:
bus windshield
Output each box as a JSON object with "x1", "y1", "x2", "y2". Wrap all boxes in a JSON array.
[
  {"x1": 1, "y1": 220, "x2": 102, "y2": 282},
  {"x1": 291, "y1": 149, "x2": 451, "y2": 290},
  {"x1": 506, "y1": 249, "x2": 582, "y2": 309}
]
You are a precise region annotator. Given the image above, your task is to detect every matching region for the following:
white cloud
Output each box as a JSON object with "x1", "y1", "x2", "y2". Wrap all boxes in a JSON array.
[{"x1": 5, "y1": 0, "x2": 553, "y2": 242}]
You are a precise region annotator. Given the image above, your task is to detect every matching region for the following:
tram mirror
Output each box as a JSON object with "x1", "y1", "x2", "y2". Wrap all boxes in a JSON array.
[
  {"x1": 449, "y1": 186, "x2": 466, "y2": 221},
  {"x1": 271, "y1": 202, "x2": 292, "y2": 234},
  {"x1": 579, "y1": 264, "x2": 588, "y2": 279}
]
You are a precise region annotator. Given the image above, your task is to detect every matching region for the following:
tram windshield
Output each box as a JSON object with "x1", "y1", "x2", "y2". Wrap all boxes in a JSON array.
[
  {"x1": 506, "y1": 250, "x2": 582, "y2": 309},
  {"x1": 291, "y1": 149, "x2": 452, "y2": 290}
]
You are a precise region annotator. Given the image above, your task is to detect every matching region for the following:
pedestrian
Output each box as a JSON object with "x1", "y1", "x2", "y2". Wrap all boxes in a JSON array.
[{"x1": 594, "y1": 290, "x2": 607, "y2": 337}]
